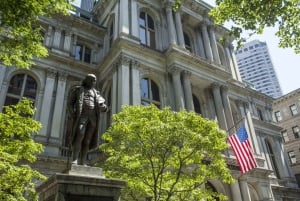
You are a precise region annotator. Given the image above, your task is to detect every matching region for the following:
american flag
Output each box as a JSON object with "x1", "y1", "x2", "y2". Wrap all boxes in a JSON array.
[{"x1": 228, "y1": 125, "x2": 257, "y2": 174}]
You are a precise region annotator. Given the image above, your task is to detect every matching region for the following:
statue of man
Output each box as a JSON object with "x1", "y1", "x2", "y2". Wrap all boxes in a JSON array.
[{"x1": 67, "y1": 74, "x2": 108, "y2": 165}]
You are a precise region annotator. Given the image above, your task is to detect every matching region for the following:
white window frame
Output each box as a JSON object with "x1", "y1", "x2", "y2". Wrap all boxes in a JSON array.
[
  {"x1": 288, "y1": 151, "x2": 297, "y2": 164},
  {"x1": 290, "y1": 104, "x2": 298, "y2": 116},
  {"x1": 274, "y1": 111, "x2": 282, "y2": 122}
]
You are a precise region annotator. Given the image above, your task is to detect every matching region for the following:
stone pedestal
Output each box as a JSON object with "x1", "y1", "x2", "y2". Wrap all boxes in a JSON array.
[{"x1": 37, "y1": 165, "x2": 126, "y2": 201}]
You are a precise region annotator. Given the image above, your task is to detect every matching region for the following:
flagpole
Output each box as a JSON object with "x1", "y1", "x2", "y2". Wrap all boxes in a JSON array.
[{"x1": 226, "y1": 116, "x2": 245, "y2": 134}]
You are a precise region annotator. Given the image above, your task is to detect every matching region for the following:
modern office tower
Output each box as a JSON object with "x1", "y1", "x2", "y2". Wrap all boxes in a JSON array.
[
  {"x1": 235, "y1": 40, "x2": 283, "y2": 98},
  {"x1": 0, "y1": 0, "x2": 299, "y2": 200},
  {"x1": 273, "y1": 88, "x2": 300, "y2": 187}
]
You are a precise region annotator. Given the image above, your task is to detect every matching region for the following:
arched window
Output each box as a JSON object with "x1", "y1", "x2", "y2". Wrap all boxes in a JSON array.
[
  {"x1": 4, "y1": 73, "x2": 38, "y2": 106},
  {"x1": 193, "y1": 94, "x2": 201, "y2": 114},
  {"x1": 184, "y1": 32, "x2": 192, "y2": 52},
  {"x1": 139, "y1": 12, "x2": 155, "y2": 48},
  {"x1": 265, "y1": 140, "x2": 280, "y2": 178},
  {"x1": 141, "y1": 78, "x2": 160, "y2": 107}
]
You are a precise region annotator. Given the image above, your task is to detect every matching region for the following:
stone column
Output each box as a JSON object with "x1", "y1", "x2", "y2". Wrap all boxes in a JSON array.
[
  {"x1": 230, "y1": 181, "x2": 243, "y2": 201},
  {"x1": 239, "y1": 179, "x2": 251, "y2": 201},
  {"x1": 119, "y1": 0, "x2": 130, "y2": 34},
  {"x1": 131, "y1": 0, "x2": 139, "y2": 38},
  {"x1": 0, "y1": 65, "x2": 7, "y2": 108},
  {"x1": 195, "y1": 29, "x2": 206, "y2": 58},
  {"x1": 201, "y1": 22, "x2": 213, "y2": 61},
  {"x1": 63, "y1": 31, "x2": 72, "y2": 53},
  {"x1": 71, "y1": 35, "x2": 77, "y2": 57},
  {"x1": 174, "y1": 10, "x2": 185, "y2": 48},
  {"x1": 225, "y1": 44, "x2": 237, "y2": 79},
  {"x1": 45, "y1": 25, "x2": 53, "y2": 47},
  {"x1": 211, "y1": 83, "x2": 227, "y2": 130},
  {"x1": 229, "y1": 45, "x2": 242, "y2": 81},
  {"x1": 52, "y1": 28, "x2": 62, "y2": 49},
  {"x1": 165, "y1": 1, "x2": 177, "y2": 45},
  {"x1": 117, "y1": 56, "x2": 130, "y2": 112},
  {"x1": 170, "y1": 67, "x2": 184, "y2": 110},
  {"x1": 208, "y1": 26, "x2": 221, "y2": 64},
  {"x1": 220, "y1": 86, "x2": 235, "y2": 133},
  {"x1": 111, "y1": 65, "x2": 118, "y2": 115},
  {"x1": 40, "y1": 69, "x2": 56, "y2": 136},
  {"x1": 50, "y1": 72, "x2": 67, "y2": 138},
  {"x1": 274, "y1": 139, "x2": 292, "y2": 178},
  {"x1": 0, "y1": 65, "x2": 6, "y2": 91},
  {"x1": 245, "y1": 112, "x2": 261, "y2": 155},
  {"x1": 182, "y1": 71, "x2": 194, "y2": 111},
  {"x1": 131, "y1": 61, "x2": 141, "y2": 105}
]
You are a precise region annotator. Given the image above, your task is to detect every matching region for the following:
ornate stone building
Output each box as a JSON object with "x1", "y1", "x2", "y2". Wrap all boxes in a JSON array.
[
  {"x1": 0, "y1": 0, "x2": 299, "y2": 200},
  {"x1": 273, "y1": 88, "x2": 300, "y2": 187}
]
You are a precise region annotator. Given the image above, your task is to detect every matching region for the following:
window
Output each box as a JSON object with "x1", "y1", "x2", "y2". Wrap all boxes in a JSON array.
[
  {"x1": 265, "y1": 140, "x2": 280, "y2": 178},
  {"x1": 257, "y1": 108, "x2": 264, "y2": 121},
  {"x1": 75, "y1": 44, "x2": 91, "y2": 63},
  {"x1": 288, "y1": 151, "x2": 296, "y2": 164},
  {"x1": 4, "y1": 73, "x2": 37, "y2": 106},
  {"x1": 281, "y1": 130, "x2": 289, "y2": 142},
  {"x1": 193, "y1": 95, "x2": 201, "y2": 114},
  {"x1": 292, "y1": 126, "x2": 299, "y2": 139},
  {"x1": 290, "y1": 104, "x2": 298, "y2": 116},
  {"x1": 139, "y1": 12, "x2": 155, "y2": 48},
  {"x1": 274, "y1": 111, "x2": 282, "y2": 122},
  {"x1": 184, "y1": 32, "x2": 192, "y2": 52},
  {"x1": 141, "y1": 78, "x2": 160, "y2": 107}
]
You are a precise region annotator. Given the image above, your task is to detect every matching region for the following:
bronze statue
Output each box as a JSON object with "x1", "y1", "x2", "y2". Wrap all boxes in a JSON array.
[{"x1": 67, "y1": 74, "x2": 108, "y2": 165}]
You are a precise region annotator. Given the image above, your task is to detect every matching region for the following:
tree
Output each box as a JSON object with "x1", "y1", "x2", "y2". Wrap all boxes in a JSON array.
[
  {"x1": 0, "y1": 0, "x2": 72, "y2": 69},
  {"x1": 210, "y1": 0, "x2": 300, "y2": 53},
  {"x1": 0, "y1": 99, "x2": 45, "y2": 201},
  {"x1": 100, "y1": 105, "x2": 234, "y2": 201},
  {"x1": 173, "y1": 0, "x2": 300, "y2": 53}
]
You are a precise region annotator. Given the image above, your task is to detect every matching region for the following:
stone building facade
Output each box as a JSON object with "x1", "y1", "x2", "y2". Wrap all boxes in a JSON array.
[
  {"x1": 0, "y1": 0, "x2": 299, "y2": 200},
  {"x1": 273, "y1": 88, "x2": 300, "y2": 187}
]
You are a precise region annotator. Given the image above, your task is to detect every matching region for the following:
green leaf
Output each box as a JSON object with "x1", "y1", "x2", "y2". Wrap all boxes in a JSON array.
[
  {"x1": 99, "y1": 105, "x2": 234, "y2": 201},
  {"x1": 0, "y1": 99, "x2": 45, "y2": 200},
  {"x1": 0, "y1": 0, "x2": 73, "y2": 69}
]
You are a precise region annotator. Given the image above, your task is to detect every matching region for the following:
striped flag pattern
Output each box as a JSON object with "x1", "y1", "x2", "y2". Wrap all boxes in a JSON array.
[{"x1": 228, "y1": 125, "x2": 257, "y2": 174}]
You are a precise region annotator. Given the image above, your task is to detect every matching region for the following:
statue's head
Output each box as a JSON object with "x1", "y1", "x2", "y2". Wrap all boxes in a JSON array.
[{"x1": 82, "y1": 74, "x2": 97, "y2": 89}]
